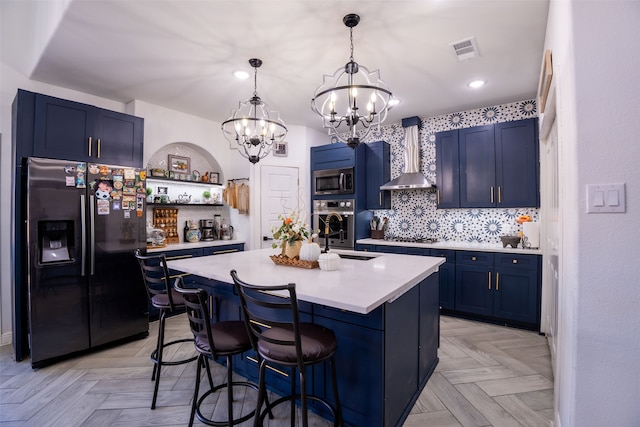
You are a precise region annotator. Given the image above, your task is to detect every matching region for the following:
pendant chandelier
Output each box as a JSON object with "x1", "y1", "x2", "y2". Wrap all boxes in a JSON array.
[
  {"x1": 221, "y1": 58, "x2": 287, "y2": 164},
  {"x1": 311, "y1": 13, "x2": 394, "y2": 149}
]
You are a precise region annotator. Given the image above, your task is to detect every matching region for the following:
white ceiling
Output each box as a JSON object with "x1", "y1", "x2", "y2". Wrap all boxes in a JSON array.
[{"x1": 6, "y1": 0, "x2": 550, "y2": 131}]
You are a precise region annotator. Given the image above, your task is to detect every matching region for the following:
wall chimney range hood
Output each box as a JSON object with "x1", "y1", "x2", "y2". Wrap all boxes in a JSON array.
[{"x1": 380, "y1": 116, "x2": 435, "y2": 190}]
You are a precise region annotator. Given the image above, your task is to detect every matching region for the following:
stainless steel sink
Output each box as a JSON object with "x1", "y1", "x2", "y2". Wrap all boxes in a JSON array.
[{"x1": 337, "y1": 253, "x2": 378, "y2": 261}]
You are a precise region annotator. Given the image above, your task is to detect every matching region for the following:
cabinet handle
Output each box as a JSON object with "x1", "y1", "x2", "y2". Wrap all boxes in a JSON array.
[
  {"x1": 490, "y1": 186, "x2": 494, "y2": 203},
  {"x1": 88, "y1": 137, "x2": 92, "y2": 156},
  {"x1": 169, "y1": 272, "x2": 191, "y2": 279},
  {"x1": 97, "y1": 138, "x2": 101, "y2": 158},
  {"x1": 512, "y1": 259, "x2": 518, "y2": 264},
  {"x1": 498, "y1": 186, "x2": 502, "y2": 204},
  {"x1": 488, "y1": 271, "x2": 492, "y2": 290},
  {"x1": 166, "y1": 254, "x2": 193, "y2": 260},
  {"x1": 471, "y1": 256, "x2": 477, "y2": 261},
  {"x1": 437, "y1": 190, "x2": 440, "y2": 205},
  {"x1": 213, "y1": 249, "x2": 238, "y2": 255},
  {"x1": 379, "y1": 192, "x2": 382, "y2": 206},
  {"x1": 246, "y1": 356, "x2": 288, "y2": 377},
  {"x1": 496, "y1": 272, "x2": 500, "y2": 291}
]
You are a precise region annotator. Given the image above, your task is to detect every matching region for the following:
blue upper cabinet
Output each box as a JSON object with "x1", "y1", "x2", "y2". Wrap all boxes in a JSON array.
[
  {"x1": 364, "y1": 141, "x2": 391, "y2": 209},
  {"x1": 32, "y1": 91, "x2": 144, "y2": 167},
  {"x1": 435, "y1": 130, "x2": 460, "y2": 208},
  {"x1": 310, "y1": 141, "x2": 355, "y2": 171},
  {"x1": 436, "y1": 118, "x2": 539, "y2": 209},
  {"x1": 495, "y1": 119, "x2": 539, "y2": 208},
  {"x1": 459, "y1": 125, "x2": 495, "y2": 208}
]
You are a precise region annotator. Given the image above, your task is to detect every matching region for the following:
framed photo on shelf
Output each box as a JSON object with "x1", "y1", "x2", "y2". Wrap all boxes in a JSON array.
[
  {"x1": 273, "y1": 141, "x2": 288, "y2": 157},
  {"x1": 156, "y1": 186, "x2": 168, "y2": 195},
  {"x1": 209, "y1": 172, "x2": 220, "y2": 184},
  {"x1": 168, "y1": 154, "x2": 190, "y2": 175}
]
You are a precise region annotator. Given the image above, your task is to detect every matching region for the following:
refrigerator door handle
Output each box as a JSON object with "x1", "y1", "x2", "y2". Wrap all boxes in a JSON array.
[
  {"x1": 81, "y1": 194, "x2": 87, "y2": 276},
  {"x1": 90, "y1": 195, "x2": 96, "y2": 275}
]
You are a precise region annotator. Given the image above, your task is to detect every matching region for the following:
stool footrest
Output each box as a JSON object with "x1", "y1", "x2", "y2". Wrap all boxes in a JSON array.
[
  {"x1": 151, "y1": 338, "x2": 197, "y2": 366},
  {"x1": 258, "y1": 393, "x2": 339, "y2": 426},
  {"x1": 196, "y1": 381, "x2": 259, "y2": 426}
]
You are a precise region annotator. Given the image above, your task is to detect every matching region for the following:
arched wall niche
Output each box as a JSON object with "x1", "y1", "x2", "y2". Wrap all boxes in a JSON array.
[{"x1": 147, "y1": 142, "x2": 223, "y2": 182}]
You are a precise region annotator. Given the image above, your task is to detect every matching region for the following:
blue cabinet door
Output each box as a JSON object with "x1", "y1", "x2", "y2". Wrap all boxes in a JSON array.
[
  {"x1": 435, "y1": 130, "x2": 460, "y2": 208},
  {"x1": 312, "y1": 312, "x2": 384, "y2": 427},
  {"x1": 433, "y1": 249, "x2": 455, "y2": 311},
  {"x1": 33, "y1": 92, "x2": 144, "y2": 167},
  {"x1": 34, "y1": 93, "x2": 96, "y2": 162},
  {"x1": 97, "y1": 109, "x2": 144, "y2": 167},
  {"x1": 459, "y1": 125, "x2": 495, "y2": 208},
  {"x1": 364, "y1": 141, "x2": 391, "y2": 209},
  {"x1": 495, "y1": 118, "x2": 539, "y2": 207},
  {"x1": 455, "y1": 263, "x2": 494, "y2": 316},
  {"x1": 310, "y1": 142, "x2": 355, "y2": 170},
  {"x1": 493, "y1": 267, "x2": 539, "y2": 325}
]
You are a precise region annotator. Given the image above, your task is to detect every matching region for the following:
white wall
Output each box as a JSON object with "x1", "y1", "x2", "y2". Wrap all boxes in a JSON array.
[{"x1": 545, "y1": 1, "x2": 640, "y2": 426}]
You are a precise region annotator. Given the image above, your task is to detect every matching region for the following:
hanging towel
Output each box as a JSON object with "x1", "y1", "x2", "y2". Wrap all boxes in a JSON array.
[
  {"x1": 223, "y1": 181, "x2": 237, "y2": 207},
  {"x1": 237, "y1": 182, "x2": 250, "y2": 215}
]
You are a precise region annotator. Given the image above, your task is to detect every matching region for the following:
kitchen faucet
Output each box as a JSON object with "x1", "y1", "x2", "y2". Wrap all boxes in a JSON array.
[{"x1": 323, "y1": 212, "x2": 343, "y2": 253}]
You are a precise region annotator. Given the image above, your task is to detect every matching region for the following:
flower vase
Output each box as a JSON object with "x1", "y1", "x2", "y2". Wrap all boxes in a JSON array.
[{"x1": 282, "y1": 240, "x2": 302, "y2": 259}]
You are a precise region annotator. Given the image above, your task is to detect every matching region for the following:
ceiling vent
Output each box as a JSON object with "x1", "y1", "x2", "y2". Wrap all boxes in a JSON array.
[{"x1": 450, "y1": 37, "x2": 480, "y2": 61}]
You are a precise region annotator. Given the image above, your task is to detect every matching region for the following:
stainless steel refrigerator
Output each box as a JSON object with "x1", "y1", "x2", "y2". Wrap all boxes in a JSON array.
[{"x1": 26, "y1": 157, "x2": 148, "y2": 367}]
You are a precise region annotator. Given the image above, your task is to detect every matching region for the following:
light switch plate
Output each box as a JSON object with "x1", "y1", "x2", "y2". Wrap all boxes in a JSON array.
[{"x1": 586, "y1": 183, "x2": 626, "y2": 213}]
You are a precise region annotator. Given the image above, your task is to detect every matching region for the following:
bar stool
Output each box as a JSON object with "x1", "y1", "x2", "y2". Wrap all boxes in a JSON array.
[
  {"x1": 230, "y1": 269, "x2": 343, "y2": 427},
  {"x1": 134, "y1": 249, "x2": 197, "y2": 409},
  {"x1": 174, "y1": 277, "x2": 260, "y2": 426}
]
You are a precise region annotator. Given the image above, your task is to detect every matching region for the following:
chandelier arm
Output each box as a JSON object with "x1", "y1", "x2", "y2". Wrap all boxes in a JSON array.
[{"x1": 313, "y1": 85, "x2": 393, "y2": 100}]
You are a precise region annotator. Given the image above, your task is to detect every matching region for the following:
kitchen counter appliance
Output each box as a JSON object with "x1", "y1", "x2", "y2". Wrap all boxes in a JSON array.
[
  {"x1": 21, "y1": 157, "x2": 148, "y2": 367},
  {"x1": 313, "y1": 199, "x2": 355, "y2": 250}
]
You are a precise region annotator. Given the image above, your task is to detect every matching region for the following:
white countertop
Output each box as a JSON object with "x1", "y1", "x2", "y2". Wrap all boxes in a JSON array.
[
  {"x1": 357, "y1": 238, "x2": 542, "y2": 255},
  {"x1": 147, "y1": 239, "x2": 245, "y2": 253},
  {"x1": 167, "y1": 248, "x2": 445, "y2": 315}
]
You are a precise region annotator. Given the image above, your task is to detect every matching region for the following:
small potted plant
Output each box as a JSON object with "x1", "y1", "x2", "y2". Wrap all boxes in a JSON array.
[
  {"x1": 146, "y1": 187, "x2": 153, "y2": 203},
  {"x1": 202, "y1": 190, "x2": 211, "y2": 204}
]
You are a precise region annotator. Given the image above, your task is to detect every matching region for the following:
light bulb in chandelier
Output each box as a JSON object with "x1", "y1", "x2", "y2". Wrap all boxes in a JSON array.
[
  {"x1": 311, "y1": 13, "x2": 394, "y2": 149},
  {"x1": 221, "y1": 58, "x2": 287, "y2": 164}
]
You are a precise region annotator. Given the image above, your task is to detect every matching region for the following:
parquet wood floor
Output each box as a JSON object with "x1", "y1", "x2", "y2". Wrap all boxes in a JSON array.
[{"x1": 0, "y1": 315, "x2": 553, "y2": 426}]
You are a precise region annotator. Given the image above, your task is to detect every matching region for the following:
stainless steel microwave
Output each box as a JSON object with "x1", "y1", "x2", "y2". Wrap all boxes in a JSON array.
[{"x1": 313, "y1": 168, "x2": 354, "y2": 196}]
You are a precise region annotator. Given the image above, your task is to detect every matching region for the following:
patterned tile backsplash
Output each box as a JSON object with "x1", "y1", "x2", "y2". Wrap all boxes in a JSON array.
[{"x1": 349, "y1": 99, "x2": 539, "y2": 244}]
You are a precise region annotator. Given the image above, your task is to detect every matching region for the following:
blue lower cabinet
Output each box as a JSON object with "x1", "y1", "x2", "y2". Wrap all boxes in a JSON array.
[
  {"x1": 432, "y1": 250, "x2": 455, "y2": 311},
  {"x1": 356, "y1": 245, "x2": 541, "y2": 329},
  {"x1": 455, "y1": 251, "x2": 541, "y2": 328},
  {"x1": 204, "y1": 273, "x2": 439, "y2": 427},
  {"x1": 313, "y1": 313, "x2": 384, "y2": 426}
]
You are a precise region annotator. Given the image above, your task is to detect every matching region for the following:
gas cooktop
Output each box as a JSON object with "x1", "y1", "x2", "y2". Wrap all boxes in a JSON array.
[{"x1": 385, "y1": 237, "x2": 439, "y2": 244}]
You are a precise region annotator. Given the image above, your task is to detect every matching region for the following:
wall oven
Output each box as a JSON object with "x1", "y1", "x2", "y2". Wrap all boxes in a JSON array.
[
  {"x1": 313, "y1": 168, "x2": 354, "y2": 196},
  {"x1": 313, "y1": 199, "x2": 355, "y2": 250}
]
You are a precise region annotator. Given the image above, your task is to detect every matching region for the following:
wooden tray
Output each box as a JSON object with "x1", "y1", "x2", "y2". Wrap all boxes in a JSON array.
[{"x1": 269, "y1": 254, "x2": 319, "y2": 269}]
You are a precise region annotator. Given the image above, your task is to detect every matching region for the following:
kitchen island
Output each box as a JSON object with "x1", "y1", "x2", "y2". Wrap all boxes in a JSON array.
[{"x1": 168, "y1": 248, "x2": 444, "y2": 427}]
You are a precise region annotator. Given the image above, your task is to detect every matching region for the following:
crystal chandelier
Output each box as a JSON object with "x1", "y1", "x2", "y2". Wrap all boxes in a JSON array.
[
  {"x1": 221, "y1": 58, "x2": 287, "y2": 164},
  {"x1": 311, "y1": 14, "x2": 394, "y2": 149}
]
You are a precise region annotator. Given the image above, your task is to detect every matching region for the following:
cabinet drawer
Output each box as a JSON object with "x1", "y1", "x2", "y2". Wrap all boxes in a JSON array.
[
  {"x1": 494, "y1": 253, "x2": 539, "y2": 270},
  {"x1": 161, "y1": 248, "x2": 203, "y2": 260},
  {"x1": 406, "y1": 247, "x2": 430, "y2": 256},
  {"x1": 202, "y1": 244, "x2": 244, "y2": 256},
  {"x1": 456, "y1": 251, "x2": 494, "y2": 267}
]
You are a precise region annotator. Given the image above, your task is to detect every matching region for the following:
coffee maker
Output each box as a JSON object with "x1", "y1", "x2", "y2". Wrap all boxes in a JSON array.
[{"x1": 199, "y1": 219, "x2": 216, "y2": 241}]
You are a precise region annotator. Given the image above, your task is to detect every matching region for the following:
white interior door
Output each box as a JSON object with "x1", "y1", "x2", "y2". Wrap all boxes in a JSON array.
[{"x1": 260, "y1": 166, "x2": 300, "y2": 249}]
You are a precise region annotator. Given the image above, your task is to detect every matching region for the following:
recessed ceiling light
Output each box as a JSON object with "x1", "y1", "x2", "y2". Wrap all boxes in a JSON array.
[
  {"x1": 468, "y1": 80, "x2": 486, "y2": 88},
  {"x1": 233, "y1": 70, "x2": 249, "y2": 80}
]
